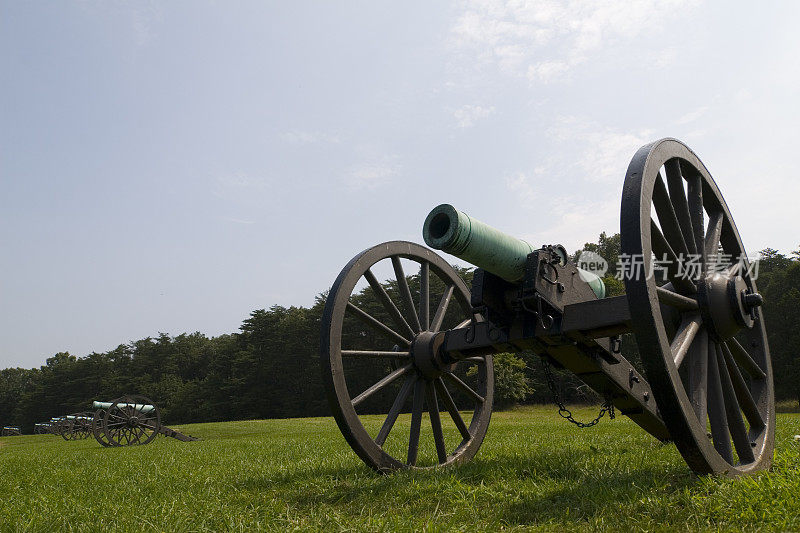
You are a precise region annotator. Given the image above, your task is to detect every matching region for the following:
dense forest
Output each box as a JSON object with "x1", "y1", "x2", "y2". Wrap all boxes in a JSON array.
[{"x1": 1, "y1": 234, "x2": 798, "y2": 433}]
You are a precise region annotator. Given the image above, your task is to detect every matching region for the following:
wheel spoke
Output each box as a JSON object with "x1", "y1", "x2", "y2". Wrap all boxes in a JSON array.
[
  {"x1": 665, "y1": 158, "x2": 697, "y2": 255},
  {"x1": 407, "y1": 379, "x2": 425, "y2": 466},
  {"x1": 375, "y1": 375, "x2": 415, "y2": 447},
  {"x1": 726, "y1": 338, "x2": 766, "y2": 380},
  {"x1": 352, "y1": 364, "x2": 414, "y2": 408},
  {"x1": 425, "y1": 381, "x2": 448, "y2": 464},
  {"x1": 721, "y1": 343, "x2": 765, "y2": 430},
  {"x1": 686, "y1": 171, "x2": 705, "y2": 262},
  {"x1": 430, "y1": 285, "x2": 454, "y2": 333},
  {"x1": 653, "y1": 171, "x2": 690, "y2": 257},
  {"x1": 391, "y1": 256, "x2": 422, "y2": 333},
  {"x1": 443, "y1": 372, "x2": 485, "y2": 404},
  {"x1": 419, "y1": 262, "x2": 430, "y2": 330},
  {"x1": 687, "y1": 329, "x2": 708, "y2": 424},
  {"x1": 435, "y1": 378, "x2": 471, "y2": 441},
  {"x1": 347, "y1": 302, "x2": 411, "y2": 347},
  {"x1": 651, "y1": 220, "x2": 696, "y2": 293},
  {"x1": 704, "y1": 211, "x2": 724, "y2": 262},
  {"x1": 341, "y1": 350, "x2": 411, "y2": 359},
  {"x1": 364, "y1": 269, "x2": 415, "y2": 340},
  {"x1": 656, "y1": 286, "x2": 699, "y2": 311},
  {"x1": 715, "y1": 344, "x2": 755, "y2": 463},
  {"x1": 707, "y1": 341, "x2": 733, "y2": 463},
  {"x1": 671, "y1": 314, "x2": 702, "y2": 367}
]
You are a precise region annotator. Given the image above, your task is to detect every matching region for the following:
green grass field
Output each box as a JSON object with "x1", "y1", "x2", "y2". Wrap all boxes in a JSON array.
[{"x1": 1, "y1": 406, "x2": 799, "y2": 532}]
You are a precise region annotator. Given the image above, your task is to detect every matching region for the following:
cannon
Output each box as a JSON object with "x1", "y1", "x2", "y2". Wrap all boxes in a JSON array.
[
  {"x1": 56, "y1": 413, "x2": 94, "y2": 441},
  {"x1": 2, "y1": 426, "x2": 21, "y2": 436},
  {"x1": 34, "y1": 423, "x2": 53, "y2": 435},
  {"x1": 91, "y1": 394, "x2": 198, "y2": 446},
  {"x1": 49, "y1": 417, "x2": 68, "y2": 435},
  {"x1": 48, "y1": 417, "x2": 63, "y2": 435},
  {"x1": 320, "y1": 139, "x2": 774, "y2": 476}
]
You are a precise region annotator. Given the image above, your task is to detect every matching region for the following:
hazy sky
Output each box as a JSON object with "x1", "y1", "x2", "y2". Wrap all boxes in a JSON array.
[{"x1": 2, "y1": 1, "x2": 798, "y2": 368}]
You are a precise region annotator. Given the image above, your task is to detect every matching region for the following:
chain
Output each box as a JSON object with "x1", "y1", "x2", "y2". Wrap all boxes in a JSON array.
[{"x1": 541, "y1": 357, "x2": 615, "y2": 428}]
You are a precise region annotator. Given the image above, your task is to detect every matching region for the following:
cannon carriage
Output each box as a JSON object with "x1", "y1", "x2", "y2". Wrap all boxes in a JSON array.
[
  {"x1": 320, "y1": 139, "x2": 774, "y2": 476},
  {"x1": 2, "y1": 426, "x2": 21, "y2": 436}
]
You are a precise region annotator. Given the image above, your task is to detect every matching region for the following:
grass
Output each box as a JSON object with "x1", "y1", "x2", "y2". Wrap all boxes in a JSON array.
[{"x1": 1, "y1": 406, "x2": 799, "y2": 532}]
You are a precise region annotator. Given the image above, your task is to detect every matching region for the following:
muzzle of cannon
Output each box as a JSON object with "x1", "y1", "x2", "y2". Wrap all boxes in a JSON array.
[{"x1": 320, "y1": 138, "x2": 774, "y2": 476}]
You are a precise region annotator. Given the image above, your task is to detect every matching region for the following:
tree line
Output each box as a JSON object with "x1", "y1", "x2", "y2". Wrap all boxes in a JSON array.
[{"x1": 1, "y1": 235, "x2": 798, "y2": 433}]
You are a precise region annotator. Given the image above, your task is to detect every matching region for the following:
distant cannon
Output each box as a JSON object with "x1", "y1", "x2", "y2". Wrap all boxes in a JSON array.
[
  {"x1": 2, "y1": 426, "x2": 21, "y2": 436},
  {"x1": 57, "y1": 413, "x2": 94, "y2": 441},
  {"x1": 51, "y1": 417, "x2": 69, "y2": 438},
  {"x1": 34, "y1": 423, "x2": 53, "y2": 435},
  {"x1": 91, "y1": 394, "x2": 198, "y2": 447}
]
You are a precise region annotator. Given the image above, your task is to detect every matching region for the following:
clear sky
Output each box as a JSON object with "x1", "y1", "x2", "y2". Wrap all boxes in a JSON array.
[{"x1": 2, "y1": 1, "x2": 798, "y2": 369}]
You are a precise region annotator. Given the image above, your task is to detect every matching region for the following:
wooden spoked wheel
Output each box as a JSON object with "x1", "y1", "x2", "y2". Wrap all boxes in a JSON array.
[
  {"x1": 92, "y1": 409, "x2": 113, "y2": 447},
  {"x1": 58, "y1": 418, "x2": 74, "y2": 441},
  {"x1": 621, "y1": 138, "x2": 774, "y2": 475},
  {"x1": 321, "y1": 241, "x2": 494, "y2": 472},
  {"x1": 72, "y1": 412, "x2": 93, "y2": 440},
  {"x1": 103, "y1": 395, "x2": 161, "y2": 447}
]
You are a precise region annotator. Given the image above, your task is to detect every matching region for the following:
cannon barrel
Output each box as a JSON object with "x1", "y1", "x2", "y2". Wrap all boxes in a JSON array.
[
  {"x1": 93, "y1": 400, "x2": 155, "y2": 413},
  {"x1": 423, "y1": 203, "x2": 605, "y2": 298},
  {"x1": 423, "y1": 204, "x2": 533, "y2": 283}
]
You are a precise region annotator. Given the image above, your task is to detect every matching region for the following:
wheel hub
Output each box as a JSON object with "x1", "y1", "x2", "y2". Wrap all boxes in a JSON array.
[
  {"x1": 128, "y1": 416, "x2": 140, "y2": 428},
  {"x1": 698, "y1": 271, "x2": 763, "y2": 341},
  {"x1": 410, "y1": 331, "x2": 455, "y2": 379}
]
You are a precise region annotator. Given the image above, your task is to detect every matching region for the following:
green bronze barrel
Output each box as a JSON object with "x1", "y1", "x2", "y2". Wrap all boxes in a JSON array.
[
  {"x1": 423, "y1": 204, "x2": 605, "y2": 298},
  {"x1": 93, "y1": 400, "x2": 155, "y2": 413},
  {"x1": 423, "y1": 204, "x2": 534, "y2": 283}
]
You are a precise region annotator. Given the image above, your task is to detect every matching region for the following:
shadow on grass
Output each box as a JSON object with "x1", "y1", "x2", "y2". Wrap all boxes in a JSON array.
[{"x1": 233, "y1": 446, "x2": 698, "y2": 526}]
